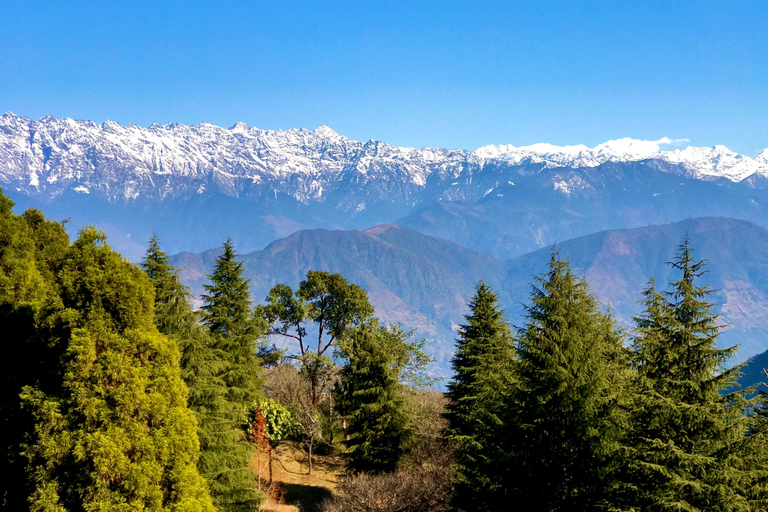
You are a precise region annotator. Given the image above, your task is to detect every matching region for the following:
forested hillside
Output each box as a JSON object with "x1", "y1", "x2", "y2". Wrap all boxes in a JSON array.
[{"x1": 171, "y1": 217, "x2": 768, "y2": 369}]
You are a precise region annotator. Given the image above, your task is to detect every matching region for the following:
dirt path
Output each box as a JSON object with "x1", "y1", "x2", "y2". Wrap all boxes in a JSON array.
[{"x1": 257, "y1": 441, "x2": 344, "y2": 512}]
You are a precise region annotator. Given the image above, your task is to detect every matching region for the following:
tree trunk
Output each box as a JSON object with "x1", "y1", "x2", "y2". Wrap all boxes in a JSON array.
[
  {"x1": 308, "y1": 441, "x2": 313, "y2": 475},
  {"x1": 268, "y1": 443, "x2": 273, "y2": 485}
]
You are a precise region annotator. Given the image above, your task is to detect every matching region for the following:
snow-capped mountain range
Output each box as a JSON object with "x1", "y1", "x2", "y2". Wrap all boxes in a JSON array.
[
  {"x1": 2, "y1": 112, "x2": 767, "y2": 205},
  {"x1": 2, "y1": 112, "x2": 768, "y2": 265}
]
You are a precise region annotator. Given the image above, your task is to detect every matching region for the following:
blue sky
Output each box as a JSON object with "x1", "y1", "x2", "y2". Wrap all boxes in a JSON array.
[{"x1": 1, "y1": 1, "x2": 766, "y2": 155}]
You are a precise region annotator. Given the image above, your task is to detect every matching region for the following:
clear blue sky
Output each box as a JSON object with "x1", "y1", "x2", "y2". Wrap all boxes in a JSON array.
[{"x1": 1, "y1": 1, "x2": 766, "y2": 155}]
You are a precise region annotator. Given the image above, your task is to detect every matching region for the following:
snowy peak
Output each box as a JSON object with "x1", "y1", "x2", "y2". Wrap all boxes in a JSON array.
[
  {"x1": 475, "y1": 137, "x2": 768, "y2": 181},
  {"x1": 473, "y1": 137, "x2": 682, "y2": 165},
  {"x1": 0, "y1": 114, "x2": 767, "y2": 206}
]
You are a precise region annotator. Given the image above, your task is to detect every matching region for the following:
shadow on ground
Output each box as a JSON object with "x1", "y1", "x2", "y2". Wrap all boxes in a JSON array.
[{"x1": 283, "y1": 483, "x2": 334, "y2": 512}]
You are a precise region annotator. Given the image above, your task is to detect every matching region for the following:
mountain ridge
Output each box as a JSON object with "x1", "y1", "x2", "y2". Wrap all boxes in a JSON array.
[
  {"x1": 3, "y1": 113, "x2": 768, "y2": 206},
  {"x1": 170, "y1": 217, "x2": 768, "y2": 372},
  {"x1": 4, "y1": 113, "x2": 768, "y2": 262}
]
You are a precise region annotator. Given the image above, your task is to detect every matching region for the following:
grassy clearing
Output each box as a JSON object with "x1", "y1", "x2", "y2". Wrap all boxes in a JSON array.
[{"x1": 256, "y1": 441, "x2": 344, "y2": 512}]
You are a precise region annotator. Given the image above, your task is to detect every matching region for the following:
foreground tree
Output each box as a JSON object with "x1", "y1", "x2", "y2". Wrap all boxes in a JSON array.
[
  {"x1": 0, "y1": 191, "x2": 70, "y2": 509},
  {"x1": 622, "y1": 240, "x2": 765, "y2": 511},
  {"x1": 21, "y1": 228, "x2": 214, "y2": 511},
  {"x1": 142, "y1": 235, "x2": 266, "y2": 510},
  {"x1": 336, "y1": 324, "x2": 410, "y2": 474},
  {"x1": 199, "y1": 237, "x2": 266, "y2": 511},
  {"x1": 509, "y1": 251, "x2": 629, "y2": 511},
  {"x1": 444, "y1": 282, "x2": 516, "y2": 512},
  {"x1": 202, "y1": 237, "x2": 264, "y2": 406},
  {"x1": 142, "y1": 234, "x2": 198, "y2": 340},
  {"x1": 247, "y1": 397, "x2": 294, "y2": 485}
]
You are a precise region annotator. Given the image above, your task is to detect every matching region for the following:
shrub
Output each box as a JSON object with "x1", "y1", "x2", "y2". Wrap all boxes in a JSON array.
[{"x1": 321, "y1": 444, "x2": 455, "y2": 512}]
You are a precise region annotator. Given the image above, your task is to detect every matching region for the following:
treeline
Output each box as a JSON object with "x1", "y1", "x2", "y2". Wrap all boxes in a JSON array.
[
  {"x1": 440, "y1": 248, "x2": 768, "y2": 511},
  {"x1": 325, "y1": 244, "x2": 768, "y2": 512},
  {"x1": 0, "y1": 189, "x2": 433, "y2": 511},
  {"x1": 3, "y1": 184, "x2": 768, "y2": 512}
]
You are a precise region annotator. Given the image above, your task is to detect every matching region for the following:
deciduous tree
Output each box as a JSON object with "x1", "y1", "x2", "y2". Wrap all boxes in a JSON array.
[{"x1": 259, "y1": 271, "x2": 374, "y2": 407}]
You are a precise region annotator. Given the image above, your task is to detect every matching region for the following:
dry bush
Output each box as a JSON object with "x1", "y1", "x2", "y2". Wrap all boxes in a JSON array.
[
  {"x1": 321, "y1": 442, "x2": 455, "y2": 512},
  {"x1": 400, "y1": 389, "x2": 450, "y2": 469},
  {"x1": 262, "y1": 364, "x2": 328, "y2": 473}
]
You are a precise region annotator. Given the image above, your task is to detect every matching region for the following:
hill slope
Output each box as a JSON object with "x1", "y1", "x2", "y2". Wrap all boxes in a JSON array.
[
  {"x1": 506, "y1": 217, "x2": 768, "y2": 358},
  {"x1": 172, "y1": 217, "x2": 768, "y2": 372},
  {"x1": 174, "y1": 225, "x2": 507, "y2": 366}
]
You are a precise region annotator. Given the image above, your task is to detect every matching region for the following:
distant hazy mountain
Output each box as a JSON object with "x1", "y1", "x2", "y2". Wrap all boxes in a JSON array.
[
  {"x1": 171, "y1": 217, "x2": 768, "y2": 373},
  {"x1": 738, "y1": 350, "x2": 768, "y2": 393},
  {"x1": 172, "y1": 224, "x2": 508, "y2": 367},
  {"x1": 3, "y1": 114, "x2": 768, "y2": 260},
  {"x1": 504, "y1": 217, "x2": 768, "y2": 359},
  {"x1": 398, "y1": 162, "x2": 768, "y2": 258}
]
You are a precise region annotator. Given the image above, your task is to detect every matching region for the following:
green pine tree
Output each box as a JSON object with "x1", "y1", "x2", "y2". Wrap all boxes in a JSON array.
[
  {"x1": 623, "y1": 239, "x2": 763, "y2": 511},
  {"x1": 202, "y1": 237, "x2": 263, "y2": 406},
  {"x1": 142, "y1": 233, "x2": 198, "y2": 340},
  {"x1": 444, "y1": 281, "x2": 516, "y2": 512},
  {"x1": 509, "y1": 250, "x2": 629, "y2": 511},
  {"x1": 200, "y1": 237, "x2": 265, "y2": 511},
  {"x1": 21, "y1": 227, "x2": 215, "y2": 512},
  {"x1": 336, "y1": 323, "x2": 410, "y2": 474},
  {"x1": 142, "y1": 235, "x2": 267, "y2": 511}
]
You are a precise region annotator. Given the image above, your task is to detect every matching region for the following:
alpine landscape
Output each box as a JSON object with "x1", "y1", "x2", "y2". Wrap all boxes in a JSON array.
[
  {"x1": 3, "y1": 2, "x2": 768, "y2": 511},
  {"x1": 3, "y1": 113, "x2": 768, "y2": 369}
]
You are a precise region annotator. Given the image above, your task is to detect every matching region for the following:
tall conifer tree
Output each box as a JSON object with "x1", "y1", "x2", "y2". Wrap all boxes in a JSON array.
[
  {"x1": 202, "y1": 237, "x2": 263, "y2": 405},
  {"x1": 509, "y1": 250, "x2": 628, "y2": 511},
  {"x1": 337, "y1": 324, "x2": 410, "y2": 474},
  {"x1": 623, "y1": 239, "x2": 763, "y2": 511},
  {"x1": 21, "y1": 228, "x2": 214, "y2": 511},
  {"x1": 444, "y1": 281, "x2": 516, "y2": 512},
  {"x1": 142, "y1": 236, "x2": 266, "y2": 511},
  {"x1": 199, "y1": 237, "x2": 265, "y2": 511},
  {"x1": 142, "y1": 233, "x2": 197, "y2": 340}
]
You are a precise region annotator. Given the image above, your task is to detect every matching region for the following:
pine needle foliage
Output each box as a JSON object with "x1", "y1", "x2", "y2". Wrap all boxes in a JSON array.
[
  {"x1": 337, "y1": 324, "x2": 410, "y2": 474},
  {"x1": 509, "y1": 250, "x2": 629, "y2": 511},
  {"x1": 197, "y1": 237, "x2": 267, "y2": 511},
  {"x1": 444, "y1": 281, "x2": 516, "y2": 512},
  {"x1": 142, "y1": 233, "x2": 197, "y2": 340},
  {"x1": 202, "y1": 237, "x2": 263, "y2": 406},
  {"x1": 142, "y1": 235, "x2": 267, "y2": 511},
  {"x1": 622, "y1": 238, "x2": 766, "y2": 511},
  {"x1": 21, "y1": 228, "x2": 215, "y2": 512}
]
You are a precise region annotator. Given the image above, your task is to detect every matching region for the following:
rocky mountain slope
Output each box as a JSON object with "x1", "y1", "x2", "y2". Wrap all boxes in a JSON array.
[
  {"x1": 3, "y1": 114, "x2": 767, "y2": 204},
  {"x1": 3, "y1": 114, "x2": 768, "y2": 260},
  {"x1": 171, "y1": 217, "x2": 768, "y2": 373}
]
